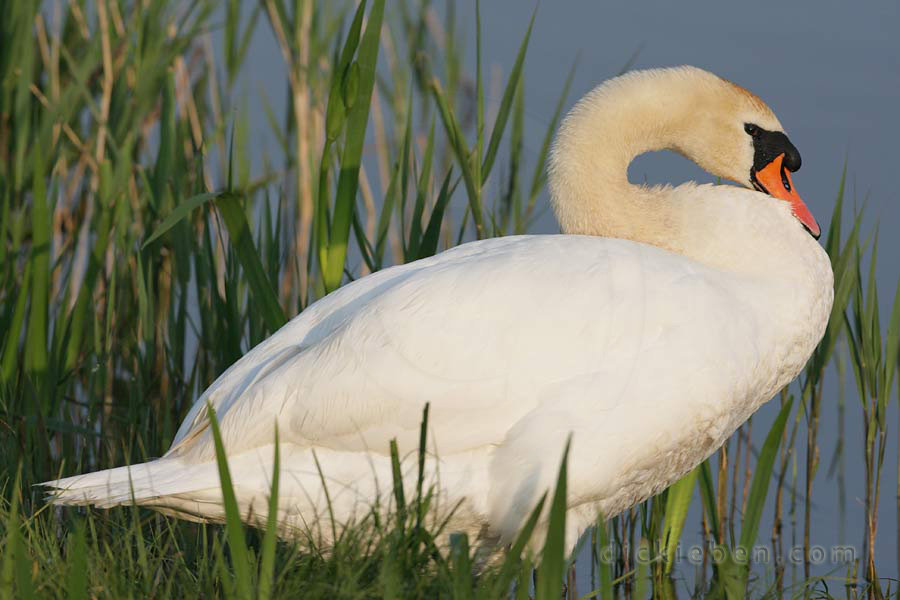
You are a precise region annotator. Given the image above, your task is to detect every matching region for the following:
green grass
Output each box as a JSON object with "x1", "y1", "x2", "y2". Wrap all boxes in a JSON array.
[{"x1": 2, "y1": 1, "x2": 900, "y2": 598}]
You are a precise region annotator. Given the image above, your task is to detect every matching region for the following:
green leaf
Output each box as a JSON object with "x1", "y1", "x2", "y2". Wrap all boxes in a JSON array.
[
  {"x1": 389, "y1": 438, "x2": 406, "y2": 526},
  {"x1": 142, "y1": 192, "x2": 217, "y2": 249},
  {"x1": 716, "y1": 546, "x2": 746, "y2": 600},
  {"x1": 315, "y1": 138, "x2": 335, "y2": 275},
  {"x1": 258, "y1": 426, "x2": 281, "y2": 600},
  {"x1": 536, "y1": 438, "x2": 569, "y2": 600},
  {"x1": 342, "y1": 62, "x2": 360, "y2": 110},
  {"x1": 491, "y1": 493, "x2": 547, "y2": 598},
  {"x1": 64, "y1": 194, "x2": 114, "y2": 371},
  {"x1": 634, "y1": 538, "x2": 650, "y2": 600},
  {"x1": 398, "y1": 88, "x2": 414, "y2": 257},
  {"x1": 1, "y1": 466, "x2": 32, "y2": 600},
  {"x1": 0, "y1": 181, "x2": 9, "y2": 272},
  {"x1": 236, "y1": 6, "x2": 261, "y2": 78},
  {"x1": 597, "y1": 519, "x2": 614, "y2": 600},
  {"x1": 662, "y1": 465, "x2": 699, "y2": 574},
  {"x1": 1, "y1": 262, "x2": 30, "y2": 381},
  {"x1": 336, "y1": 1, "x2": 367, "y2": 79},
  {"x1": 65, "y1": 521, "x2": 88, "y2": 600},
  {"x1": 431, "y1": 79, "x2": 483, "y2": 238},
  {"x1": 698, "y1": 459, "x2": 721, "y2": 544},
  {"x1": 151, "y1": 73, "x2": 176, "y2": 205},
  {"x1": 129, "y1": 468, "x2": 151, "y2": 596},
  {"x1": 206, "y1": 403, "x2": 253, "y2": 600},
  {"x1": 813, "y1": 205, "x2": 864, "y2": 373},
  {"x1": 516, "y1": 554, "x2": 533, "y2": 600},
  {"x1": 527, "y1": 59, "x2": 577, "y2": 219},
  {"x1": 350, "y1": 205, "x2": 377, "y2": 273},
  {"x1": 374, "y1": 158, "x2": 400, "y2": 269},
  {"x1": 407, "y1": 119, "x2": 435, "y2": 260},
  {"x1": 227, "y1": 122, "x2": 236, "y2": 193},
  {"x1": 474, "y1": 0, "x2": 484, "y2": 188},
  {"x1": 739, "y1": 396, "x2": 794, "y2": 553},
  {"x1": 225, "y1": 0, "x2": 239, "y2": 79},
  {"x1": 481, "y1": 7, "x2": 536, "y2": 183},
  {"x1": 310, "y1": 448, "x2": 338, "y2": 546},
  {"x1": 505, "y1": 74, "x2": 525, "y2": 233},
  {"x1": 415, "y1": 403, "x2": 430, "y2": 526},
  {"x1": 418, "y1": 170, "x2": 458, "y2": 260},
  {"x1": 24, "y1": 147, "x2": 50, "y2": 375},
  {"x1": 449, "y1": 533, "x2": 473, "y2": 600},
  {"x1": 322, "y1": 0, "x2": 386, "y2": 292},
  {"x1": 824, "y1": 158, "x2": 847, "y2": 259},
  {"x1": 883, "y1": 276, "x2": 900, "y2": 399},
  {"x1": 216, "y1": 193, "x2": 287, "y2": 331}
]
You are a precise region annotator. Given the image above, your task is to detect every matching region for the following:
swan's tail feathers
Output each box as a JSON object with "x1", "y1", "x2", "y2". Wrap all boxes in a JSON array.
[{"x1": 41, "y1": 459, "x2": 216, "y2": 512}]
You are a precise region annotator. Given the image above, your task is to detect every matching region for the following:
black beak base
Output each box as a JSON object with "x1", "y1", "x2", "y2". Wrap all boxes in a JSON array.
[{"x1": 751, "y1": 129, "x2": 802, "y2": 175}]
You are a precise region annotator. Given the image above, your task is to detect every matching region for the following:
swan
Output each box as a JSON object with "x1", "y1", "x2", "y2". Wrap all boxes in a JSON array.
[{"x1": 45, "y1": 66, "x2": 833, "y2": 555}]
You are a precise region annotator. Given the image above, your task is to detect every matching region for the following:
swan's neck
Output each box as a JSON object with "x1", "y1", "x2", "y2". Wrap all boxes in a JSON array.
[
  {"x1": 548, "y1": 71, "x2": 779, "y2": 272},
  {"x1": 548, "y1": 74, "x2": 703, "y2": 248},
  {"x1": 547, "y1": 70, "x2": 829, "y2": 284}
]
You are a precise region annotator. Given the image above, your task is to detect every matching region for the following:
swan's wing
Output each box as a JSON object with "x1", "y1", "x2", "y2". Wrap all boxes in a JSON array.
[{"x1": 168, "y1": 235, "x2": 761, "y2": 462}]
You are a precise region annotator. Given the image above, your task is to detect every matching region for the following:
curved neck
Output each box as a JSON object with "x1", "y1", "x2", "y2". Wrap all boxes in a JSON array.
[
  {"x1": 548, "y1": 71, "x2": 707, "y2": 253},
  {"x1": 546, "y1": 69, "x2": 825, "y2": 281}
]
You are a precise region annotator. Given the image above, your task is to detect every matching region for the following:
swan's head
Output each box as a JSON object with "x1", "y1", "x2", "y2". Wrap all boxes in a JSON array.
[
  {"x1": 671, "y1": 67, "x2": 820, "y2": 238},
  {"x1": 549, "y1": 66, "x2": 820, "y2": 238}
]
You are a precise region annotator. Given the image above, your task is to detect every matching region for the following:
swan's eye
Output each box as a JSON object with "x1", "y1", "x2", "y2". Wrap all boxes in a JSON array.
[{"x1": 744, "y1": 123, "x2": 761, "y2": 138}]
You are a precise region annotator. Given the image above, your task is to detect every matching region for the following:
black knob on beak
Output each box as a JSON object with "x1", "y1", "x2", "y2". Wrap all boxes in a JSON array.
[
  {"x1": 782, "y1": 141, "x2": 802, "y2": 172},
  {"x1": 749, "y1": 127, "x2": 803, "y2": 176}
]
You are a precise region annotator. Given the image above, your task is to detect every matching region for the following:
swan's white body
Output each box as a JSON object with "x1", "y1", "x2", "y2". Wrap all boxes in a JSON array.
[{"x1": 46, "y1": 66, "x2": 833, "y2": 553}]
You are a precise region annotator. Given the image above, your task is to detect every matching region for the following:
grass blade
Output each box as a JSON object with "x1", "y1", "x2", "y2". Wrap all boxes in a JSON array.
[
  {"x1": 491, "y1": 493, "x2": 547, "y2": 597},
  {"x1": 526, "y1": 58, "x2": 577, "y2": 220},
  {"x1": 597, "y1": 517, "x2": 614, "y2": 600},
  {"x1": 739, "y1": 396, "x2": 794, "y2": 552},
  {"x1": 1, "y1": 466, "x2": 32, "y2": 600},
  {"x1": 634, "y1": 538, "x2": 650, "y2": 600},
  {"x1": 258, "y1": 426, "x2": 281, "y2": 600},
  {"x1": 216, "y1": 193, "x2": 287, "y2": 331},
  {"x1": 389, "y1": 439, "x2": 406, "y2": 526},
  {"x1": 698, "y1": 459, "x2": 721, "y2": 544},
  {"x1": 0, "y1": 263, "x2": 30, "y2": 381},
  {"x1": 23, "y1": 148, "x2": 49, "y2": 376},
  {"x1": 662, "y1": 465, "x2": 699, "y2": 574},
  {"x1": 407, "y1": 119, "x2": 436, "y2": 260},
  {"x1": 481, "y1": 7, "x2": 536, "y2": 182},
  {"x1": 474, "y1": 0, "x2": 484, "y2": 188},
  {"x1": 536, "y1": 438, "x2": 570, "y2": 600},
  {"x1": 431, "y1": 78, "x2": 483, "y2": 238},
  {"x1": 415, "y1": 403, "x2": 430, "y2": 527},
  {"x1": 322, "y1": 0, "x2": 386, "y2": 292},
  {"x1": 206, "y1": 403, "x2": 253, "y2": 600},
  {"x1": 142, "y1": 192, "x2": 218, "y2": 249},
  {"x1": 65, "y1": 522, "x2": 88, "y2": 600},
  {"x1": 418, "y1": 170, "x2": 458, "y2": 259},
  {"x1": 374, "y1": 158, "x2": 400, "y2": 268},
  {"x1": 450, "y1": 533, "x2": 473, "y2": 599},
  {"x1": 883, "y1": 277, "x2": 900, "y2": 398}
]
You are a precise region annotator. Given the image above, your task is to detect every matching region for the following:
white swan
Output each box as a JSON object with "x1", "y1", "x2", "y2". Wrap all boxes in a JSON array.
[{"x1": 45, "y1": 66, "x2": 833, "y2": 554}]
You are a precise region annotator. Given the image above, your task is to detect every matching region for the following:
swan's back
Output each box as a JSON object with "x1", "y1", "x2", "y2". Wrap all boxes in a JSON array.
[{"x1": 175, "y1": 234, "x2": 767, "y2": 455}]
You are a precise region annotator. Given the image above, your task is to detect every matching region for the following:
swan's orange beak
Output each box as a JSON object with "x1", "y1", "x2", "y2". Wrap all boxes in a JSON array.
[{"x1": 752, "y1": 153, "x2": 820, "y2": 239}]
